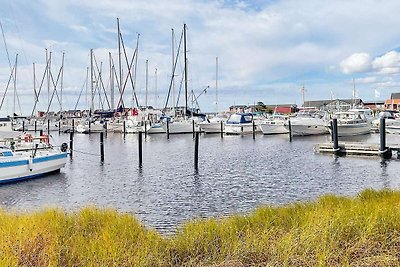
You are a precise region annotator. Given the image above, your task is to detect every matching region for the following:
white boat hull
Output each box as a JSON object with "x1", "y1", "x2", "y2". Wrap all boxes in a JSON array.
[
  {"x1": 162, "y1": 121, "x2": 198, "y2": 134},
  {"x1": 147, "y1": 124, "x2": 166, "y2": 134},
  {"x1": 0, "y1": 152, "x2": 68, "y2": 184},
  {"x1": 224, "y1": 123, "x2": 254, "y2": 135},
  {"x1": 199, "y1": 122, "x2": 223, "y2": 133},
  {"x1": 386, "y1": 125, "x2": 400, "y2": 134},
  {"x1": 335, "y1": 123, "x2": 371, "y2": 136},
  {"x1": 260, "y1": 123, "x2": 288, "y2": 135},
  {"x1": 286, "y1": 124, "x2": 328, "y2": 136}
]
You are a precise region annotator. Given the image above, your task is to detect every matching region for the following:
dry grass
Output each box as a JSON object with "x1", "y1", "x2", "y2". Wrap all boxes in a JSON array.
[{"x1": 1, "y1": 189, "x2": 400, "y2": 266}]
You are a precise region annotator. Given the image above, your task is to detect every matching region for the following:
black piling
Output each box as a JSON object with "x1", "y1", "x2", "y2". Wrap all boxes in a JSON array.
[
  {"x1": 123, "y1": 120, "x2": 126, "y2": 135},
  {"x1": 47, "y1": 119, "x2": 50, "y2": 135},
  {"x1": 100, "y1": 132, "x2": 104, "y2": 162},
  {"x1": 22, "y1": 120, "x2": 25, "y2": 132},
  {"x1": 332, "y1": 118, "x2": 339, "y2": 153},
  {"x1": 192, "y1": 120, "x2": 195, "y2": 138},
  {"x1": 39, "y1": 129, "x2": 43, "y2": 137},
  {"x1": 144, "y1": 121, "x2": 147, "y2": 139},
  {"x1": 88, "y1": 120, "x2": 91, "y2": 134},
  {"x1": 72, "y1": 119, "x2": 75, "y2": 133},
  {"x1": 330, "y1": 120, "x2": 334, "y2": 141},
  {"x1": 138, "y1": 131, "x2": 143, "y2": 166},
  {"x1": 58, "y1": 120, "x2": 61, "y2": 134},
  {"x1": 34, "y1": 120, "x2": 37, "y2": 132},
  {"x1": 288, "y1": 120, "x2": 292, "y2": 142},
  {"x1": 194, "y1": 131, "x2": 199, "y2": 170},
  {"x1": 69, "y1": 132, "x2": 74, "y2": 158},
  {"x1": 220, "y1": 121, "x2": 224, "y2": 138},
  {"x1": 379, "y1": 117, "x2": 391, "y2": 159},
  {"x1": 166, "y1": 120, "x2": 170, "y2": 139},
  {"x1": 252, "y1": 119, "x2": 256, "y2": 140}
]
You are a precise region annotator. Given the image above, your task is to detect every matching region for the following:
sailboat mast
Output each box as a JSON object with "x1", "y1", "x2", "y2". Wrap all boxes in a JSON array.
[
  {"x1": 216, "y1": 56, "x2": 218, "y2": 115},
  {"x1": 145, "y1": 59, "x2": 148, "y2": 108},
  {"x1": 90, "y1": 49, "x2": 94, "y2": 113},
  {"x1": 155, "y1": 68, "x2": 158, "y2": 109},
  {"x1": 33, "y1": 62, "x2": 36, "y2": 116},
  {"x1": 171, "y1": 28, "x2": 175, "y2": 115},
  {"x1": 183, "y1": 24, "x2": 188, "y2": 115},
  {"x1": 109, "y1": 52, "x2": 114, "y2": 110},
  {"x1": 13, "y1": 54, "x2": 17, "y2": 118},
  {"x1": 60, "y1": 52, "x2": 65, "y2": 114},
  {"x1": 117, "y1": 18, "x2": 122, "y2": 108},
  {"x1": 352, "y1": 78, "x2": 356, "y2": 107}
]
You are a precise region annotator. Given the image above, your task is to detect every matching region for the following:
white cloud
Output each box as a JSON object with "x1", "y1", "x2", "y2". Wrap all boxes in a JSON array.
[
  {"x1": 69, "y1": 25, "x2": 89, "y2": 33},
  {"x1": 355, "y1": 76, "x2": 377, "y2": 84},
  {"x1": 340, "y1": 53, "x2": 371, "y2": 74},
  {"x1": 372, "y1": 50, "x2": 400, "y2": 74}
]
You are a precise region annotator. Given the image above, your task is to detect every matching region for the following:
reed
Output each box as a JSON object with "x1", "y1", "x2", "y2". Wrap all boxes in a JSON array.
[{"x1": 1, "y1": 189, "x2": 400, "y2": 266}]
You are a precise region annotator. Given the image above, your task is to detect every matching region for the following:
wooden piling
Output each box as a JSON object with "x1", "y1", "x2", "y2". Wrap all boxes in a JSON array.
[
  {"x1": 22, "y1": 120, "x2": 25, "y2": 132},
  {"x1": 88, "y1": 120, "x2": 91, "y2": 134},
  {"x1": 123, "y1": 120, "x2": 126, "y2": 135},
  {"x1": 47, "y1": 119, "x2": 50, "y2": 135},
  {"x1": 69, "y1": 132, "x2": 74, "y2": 158},
  {"x1": 252, "y1": 119, "x2": 256, "y2": 140},
  {"x1": 34, "y1": 120, "x2": 37, "y2": 132},
  {"x1": 144, "y1": 121, "x2": 147, "y2": 139},
  {"x1": 72, "y1": 119, "x2": 75, "y2": 133},
  {"x1": 58, "y1": 120, "x2": 61, "y2": 134},
  {"x1": 100, "y1": 132, "x2": 104, "y2": 162},
  {"x1": 192, "y1": 120, "x2": 195, "y2": 138},
  {"x1": 288, "y1": 120, "x2": 292, "y2": 142},
  {"x1": 138, "y1": 131, "x2": 143, "y2": 166},
  {"x1": 194, "y1": 131, "x2": 199, "y2": 170},
  {"x1": 220, "y1": 120, "x2": 223, "y2": 138},
  {"x1": 166, "y1": 120, "x2": 170, "y2": 139},
  {"x1": 332, "y1": 118, "x2": 339, "y2": 153}
]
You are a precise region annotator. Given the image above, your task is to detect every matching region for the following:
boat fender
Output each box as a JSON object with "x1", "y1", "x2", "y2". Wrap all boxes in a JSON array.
[
  {"x1": 24, "y1": 133, "x2": 32, "y2": 142},
  {"x1": 41, "y1": 134, "x2": 49, "y2": 144},
  {"x1": 60, "y1": 143, "x2": 68, "y2": 152},
  {"x1": 28, "y1": 157, "x2": 33, "y2": 172}
]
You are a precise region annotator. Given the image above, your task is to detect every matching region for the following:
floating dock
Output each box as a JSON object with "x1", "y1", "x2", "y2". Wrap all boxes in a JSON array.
[{"x1": 315, "y1": 142, "x2": 400, "y2": 159}]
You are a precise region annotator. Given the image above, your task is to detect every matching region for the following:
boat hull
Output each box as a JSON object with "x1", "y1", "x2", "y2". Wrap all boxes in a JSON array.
[
  {"x1": 334, "y1": 123, "x2": 371, "y2": 136},
  {"x1": 260, "y1": 123, "x2": 288, "y2": 135},
  {"x1": 199, "y1": 122, "x2": 223, "y2": 133},
  {"x1": 224, "y1": 123, "x2": 254, "y2": 135},
  {"x1": 286, "y1": 124, "x2": 328, "y2": 136},
  {"x1": 0, "y1": 152, "x2": 68, "y2": 184}
]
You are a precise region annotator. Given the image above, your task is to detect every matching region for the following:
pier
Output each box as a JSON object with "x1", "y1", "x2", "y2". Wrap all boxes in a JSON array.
[{"x1": 315, "y1": 142, "x2": 400, "y2": 159}]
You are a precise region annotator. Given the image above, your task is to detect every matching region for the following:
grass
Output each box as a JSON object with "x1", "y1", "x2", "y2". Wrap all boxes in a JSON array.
[{"x1": 1, "y1": 189, "x2": 400, "y2": 266}]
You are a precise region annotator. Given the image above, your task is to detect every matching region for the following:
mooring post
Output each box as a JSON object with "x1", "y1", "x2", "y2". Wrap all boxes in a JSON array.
[
  {"x1": 332, "y1": 118, "x2": 339, "y2": 153},
  {"x1": 69, "y1": 132, "x2": 74, "y2": 158},
  {"x1": 123, "y1": 120, "x2": 126, "y2": 135},
  {"x1": 138, "y1": 131, "x2": 143, "y2": 166},
  {"x1": 100, "y1": 132, "x2": 104, "y2": 162},
  {"x1": 144, "y1": 121, "x2": 147, "y2": 139},
  {"x1": 34, "y1": 120, "x2": 37, "y2": 132},
  {"x1": 47, "y1": 119, "x2": 50, "y2": 135},
  {"x1": 252, "y1": 119, "x2": 256, "y2": 140},
  {"x1": 72, "y1": 119, "x2": 75, "y2": 133},
  {"x1": 288, "y1": 119, "x2": 292, "y2": 142},
  {"x1": 220, "y1": 120, "x2": 224, "y2": 138},
  {"x1": 330, "y1": 120, "x2": 334, "y2": 142},
  {"x1": 380, "y1": 117, "x2": 386, "y2": 155},
  {"x1": 58, "y1": 120, "x2": 61, "y2": 134},
  {"x1": 194, "y1": 131, "x2": 199, "y2": 170},
  {"x1": 88, "y1": 120, "x2": 91, "y2": 134},
  {"x1": 166, "y1": 119, "x2": 170, "y2": 139},
  {"x1": 39, "y1": 129, "x2": 43, "y2": 137},
  {"x1": 22, "y1": 120, "x2": 25, "y2": 132},
  {"x1": 192, "y1": 120, "x2": 195, "y2": 138},
  {"x1": 104, "y1": 120, "x2": 107, "y2": 136}
]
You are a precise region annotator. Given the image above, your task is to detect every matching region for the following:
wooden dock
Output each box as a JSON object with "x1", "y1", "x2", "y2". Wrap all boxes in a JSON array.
[{"x1": 315, "y1": 142, "x2": 400, "y2": 159}]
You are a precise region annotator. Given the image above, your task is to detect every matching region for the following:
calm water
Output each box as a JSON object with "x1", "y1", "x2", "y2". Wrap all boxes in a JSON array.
[{"x1": 1, "y1": 132, "x2": 400, "y2": 232}]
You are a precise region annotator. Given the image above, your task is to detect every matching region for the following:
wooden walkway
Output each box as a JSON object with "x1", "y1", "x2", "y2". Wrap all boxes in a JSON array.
[{"x1": 315, "y1": 142, "x2": 400, "y2": 158}]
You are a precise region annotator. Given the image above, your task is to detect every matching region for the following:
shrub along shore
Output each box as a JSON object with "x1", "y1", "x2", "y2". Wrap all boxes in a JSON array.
[{"x1": 1, "y1": 189, "x2": 400, "y2": 266}]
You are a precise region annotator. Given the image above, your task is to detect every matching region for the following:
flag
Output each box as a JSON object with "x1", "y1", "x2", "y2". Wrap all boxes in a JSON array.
[{"x1": 374, "y1": 89, "x2": 380, "y2": 98}]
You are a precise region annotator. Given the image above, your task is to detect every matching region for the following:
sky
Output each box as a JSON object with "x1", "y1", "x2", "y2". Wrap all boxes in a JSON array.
[{"x1": 1, "y1": 0, "x2": 400, "y2": 116}]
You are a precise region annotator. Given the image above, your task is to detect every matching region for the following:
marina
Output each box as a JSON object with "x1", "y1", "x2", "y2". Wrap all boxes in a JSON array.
[{"x1": 1, "y1": 130, "x2": 400, "y2": 232}]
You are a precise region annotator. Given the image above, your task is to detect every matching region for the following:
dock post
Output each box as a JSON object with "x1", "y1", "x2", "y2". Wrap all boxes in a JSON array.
[
  {"x1": 72, "y1": 119, "x2": 75, "y2": 133},
  {"x1": 330, "y1": 120, "x2": 334, "y2": 141},
  {"x1": 379, "y1": 117, "x2": 390, "y2": 158},
  {"x1": 332, "y1": 118, "x2": 339, "y2": 154},
  {"x1": 192, "y1": 120, "x2": 195, "y2": 138},
  {"x1": 88, "y1": 120, "x2": 91, "y2": 134},
  {"x1": 22, "y1": 120, "x2": 25, "y2": 132},
  {"x1": 194, "y1": 131, "x2": 199, "y2": 170},
  {"x1": 138, "y1": 131, "x2": 143, "y2": 166},
  {"x1": 69, "y1": 132, "x2": 74, "y2": 158},
  {"x1": 288, "y1": 120, "x2": 292, "y2": 142},
  {"x1": 47, "y1": 119, "x2": 50, "y2": 135},
  {"x1": 220, "y1": 121, "x2": 223, "y2": 138},
  {"x1": 34, "y1": 120, "x2": 37, "y2": 132},
  {"x1": 123, "y1": 120, "x2": 126, "y2": 135},
  {"x1": 166, "y1": 120, "x2": 170, "y2": 139},
  {"x1": 252, "y1": 119, "x2": 256, "y2": 140},
  {"x1": 58, "y1": 120, "x2": 61, "y2": 134},
  {"x1": 144, "y1": 121, "x2": 147, "y2": 139},
  {"x1": 104, "y1": 121, "x2": 107, "y2": 136},
  {"x1": 100, "y1": 132, "x2": 104, "y2": 162},
  {"x1": 39, "y1": 129, "x2": 43, "y2": 137}
]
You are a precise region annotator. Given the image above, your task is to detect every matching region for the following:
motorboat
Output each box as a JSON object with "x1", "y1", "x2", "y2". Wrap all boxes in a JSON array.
[
  {"x1": 260, "y1": 114, "x2": 289, "y2": 135},
  {"x1": 284, "y1": 110, "x2": 329, "y2": 136},
  {"x1": 330, "y1": 110, "x2": 372, "y2": 136},
  {"x1": 224, "y1": 113, "x2": 255, "y2": 135},
  {"x1": 199, "y1": 115, "x2": 227, "y2": 134},
  {"x1": 372, "y1": 110, "x2": 400, "y2": 132},
  {"x1": 0, "y1": 134, "x2": 68, "y2": 184}
]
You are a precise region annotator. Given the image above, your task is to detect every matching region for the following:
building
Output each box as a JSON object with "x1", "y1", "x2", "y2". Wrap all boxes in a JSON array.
[
  {"x1": 303, "y1": 99, "x2": 364, "y2": 112},
  {"x1": 363, "y1": 101, "x2": 385, "y2": 111},
  {"x1": 263, "y1": 104, "x2": 297, "y2": 114},
  {"x1": 384, "y1": 93, "x2": 400, "y2": 110}
]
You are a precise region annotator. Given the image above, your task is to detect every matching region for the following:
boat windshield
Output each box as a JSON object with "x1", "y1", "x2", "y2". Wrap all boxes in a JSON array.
[{"x1": 227, "y1": 114, "x2": 252, "y2": 124}]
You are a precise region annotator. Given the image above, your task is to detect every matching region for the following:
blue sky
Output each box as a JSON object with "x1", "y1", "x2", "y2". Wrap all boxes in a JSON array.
[{"x1": 1, "y1": 0, "x2": 400, "y2": 116}]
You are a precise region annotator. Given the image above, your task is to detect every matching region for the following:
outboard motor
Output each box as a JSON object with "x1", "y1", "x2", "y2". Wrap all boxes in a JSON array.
[{"x1": 60, "y1": 143, "x2": 68, "y2": 152}]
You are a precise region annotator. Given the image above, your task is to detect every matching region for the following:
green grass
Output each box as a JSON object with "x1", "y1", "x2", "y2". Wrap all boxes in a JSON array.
[{"x1": 2, "y1": 189, "x2": 400, "y2": 266}]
